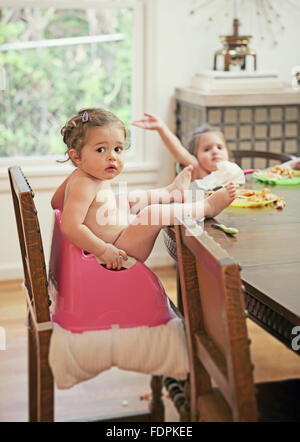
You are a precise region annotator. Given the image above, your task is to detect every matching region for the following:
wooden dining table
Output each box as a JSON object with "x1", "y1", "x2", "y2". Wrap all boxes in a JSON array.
[{"x1": 164, "y1": 174, "x2": 300, "y2": 356}]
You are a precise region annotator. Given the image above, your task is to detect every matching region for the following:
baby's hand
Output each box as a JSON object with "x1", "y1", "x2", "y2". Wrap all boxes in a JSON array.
[
  {"x1": 132, "y1": 112, "x2": 162, "y2": 131},
  {"x1": 97, "y1": 244, "x2": 128, "y2": 270}
]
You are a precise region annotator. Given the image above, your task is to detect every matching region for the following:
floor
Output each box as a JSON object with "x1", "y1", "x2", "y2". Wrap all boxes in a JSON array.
[{"x1": 0, "y1": 266, "x2": 300, "y2": 422}]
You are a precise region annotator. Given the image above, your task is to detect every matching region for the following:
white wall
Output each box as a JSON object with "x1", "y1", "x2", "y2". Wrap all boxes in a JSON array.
[
  {"x1": 150, "y1": 0, "x2": 300, "y2": 125},
  {"x1": 144, "y1": 0, "x2": 300, "y2": 196},
  {"x1": 1, "y1": 0, "x2": 300, "y2": 280}
]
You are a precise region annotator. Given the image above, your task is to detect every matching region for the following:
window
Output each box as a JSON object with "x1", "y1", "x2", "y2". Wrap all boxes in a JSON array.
[{"x1": 0, "y1": 0, "x2": 144, "y2": 162}]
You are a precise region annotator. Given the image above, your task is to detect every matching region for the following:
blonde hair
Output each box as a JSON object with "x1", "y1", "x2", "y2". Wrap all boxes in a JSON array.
[
  {"x1": 60, "y1": 108, "x2": 127, "y2": 165},
  {"x1": 187, "y1": 123, "x2": 230, "y2": 158}
]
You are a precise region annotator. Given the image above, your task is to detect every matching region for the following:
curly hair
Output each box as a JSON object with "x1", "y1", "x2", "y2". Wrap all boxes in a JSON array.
[{"x1": 60, "y1": 108, "x2": 127, "y2": 166}]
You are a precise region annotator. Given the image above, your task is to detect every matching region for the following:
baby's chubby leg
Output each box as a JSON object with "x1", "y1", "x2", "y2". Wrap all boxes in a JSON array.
[
  {"x1": 114, "y1": 203, "x2": 196, "y2": 263},
  {"x1": 127, "y1": 165, "x2": 193, "y2": 215},
  {"x1": 165, "y1": 165, "x2": 193, "y2": 202},
  {"x1": 114, "y1": 183, "x2": 236, "y2": 262},
  {"x1": 114, "y1": 201, "x2": 201, "y2": 263},
  {"x1": 145, "y1": 182, "x2": 236, "y2": 223}
]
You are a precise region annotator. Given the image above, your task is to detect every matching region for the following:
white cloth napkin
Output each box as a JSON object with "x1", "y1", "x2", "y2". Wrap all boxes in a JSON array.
[{"x1": 194, "y1": 161, "x2": 245, "y2": 190}]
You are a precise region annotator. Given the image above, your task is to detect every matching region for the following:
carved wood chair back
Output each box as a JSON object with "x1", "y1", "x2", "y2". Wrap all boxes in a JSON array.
[
  {"x1": 175, "y1": 218, "x2": 300, "y2": 422},
  {"x1": 231, "y1": 149, "x2": 295, "y2": 169},
  {"x1": 175, "y1": 220, "x2": 257, "y2": 421}
]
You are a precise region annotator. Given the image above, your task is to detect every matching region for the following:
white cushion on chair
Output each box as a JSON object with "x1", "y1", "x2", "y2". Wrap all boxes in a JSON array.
[{"x1": 49, "y1": 315, "x2": 189, "y2": 389}]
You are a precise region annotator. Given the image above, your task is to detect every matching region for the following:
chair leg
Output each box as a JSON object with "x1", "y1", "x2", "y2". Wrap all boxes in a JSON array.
[
  {"x1": 176, "y1": 265, "x2": 184, "y2": 316},
  {"x1": 149, "y1": 375, "x2": 164, "y2": 422},
  {"x1": 37, "y1": 330, "x2": 54, "y2": 422},
  {"x1": 28, "y1": 315, "x2": 38, "y2": 422}
]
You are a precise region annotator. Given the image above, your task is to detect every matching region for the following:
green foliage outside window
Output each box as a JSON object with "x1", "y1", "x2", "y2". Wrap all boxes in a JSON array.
[{"x1": 0, "y1": 8, "x2": 132, "y2": 157}]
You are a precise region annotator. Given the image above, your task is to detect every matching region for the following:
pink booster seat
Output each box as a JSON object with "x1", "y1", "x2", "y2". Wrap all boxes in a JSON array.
[{"x1": 49, "y1": 210, "x2": 172, "y2": 333}]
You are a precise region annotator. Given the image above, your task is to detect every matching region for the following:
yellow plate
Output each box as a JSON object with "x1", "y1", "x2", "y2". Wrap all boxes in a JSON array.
[
  {"x1": 230, "y1": 189, "x2": 278, "y2": 208},
  {"x1": 230, "y1": 198, "x2": 277, "y2": 208}
]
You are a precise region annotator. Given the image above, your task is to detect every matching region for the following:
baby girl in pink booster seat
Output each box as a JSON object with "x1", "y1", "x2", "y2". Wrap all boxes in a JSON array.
[
  {"x1": 51, "y1": 108, "x2": 236, "y2": 268},
  {"x1": 49, "y1": 107, "x2": 236, "y2": 389}
]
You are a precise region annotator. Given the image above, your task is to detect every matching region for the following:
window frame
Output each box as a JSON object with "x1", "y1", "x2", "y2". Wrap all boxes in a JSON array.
[{"x1": 0, "y1": 0, "x2": 146, "y2": 167}]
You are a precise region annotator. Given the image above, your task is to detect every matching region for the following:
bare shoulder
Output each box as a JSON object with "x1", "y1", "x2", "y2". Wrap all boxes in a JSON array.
[
  {"x1": 69, "y1": 172, "x2": 98, "y2": 192},
  {"x1": 65, "y1": 172, "x2": 100, "y2": 206}
]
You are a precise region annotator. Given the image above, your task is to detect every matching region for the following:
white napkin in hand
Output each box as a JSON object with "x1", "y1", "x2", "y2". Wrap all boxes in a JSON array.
[{"x1": 195, "y1": 161, "x2": 245, "y2": 190}]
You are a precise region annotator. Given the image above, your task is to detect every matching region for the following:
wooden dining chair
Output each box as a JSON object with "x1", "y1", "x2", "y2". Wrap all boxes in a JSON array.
[
  {"x1": 8, "y1": 165, "x2": 164, "y2": 422},
  {"x1": 174, "y1": 218, "x2": 300, "y2": 422},
  {"x1": 231, "y1": 149, "x2": 295, "y2": 169}
]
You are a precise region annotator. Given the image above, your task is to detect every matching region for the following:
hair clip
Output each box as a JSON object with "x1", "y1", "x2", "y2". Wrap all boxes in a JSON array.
[{"x1": 82, "y1": 111, "x2": 89, "y2": 123}]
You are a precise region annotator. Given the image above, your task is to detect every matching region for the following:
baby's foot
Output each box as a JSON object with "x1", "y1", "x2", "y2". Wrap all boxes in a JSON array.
[
  {"x1": 204, "y1": 182, "x2": 236, "y2": 218},
  {"x1": 167, "y1": 165, "x2": 193, "y2": 202}
]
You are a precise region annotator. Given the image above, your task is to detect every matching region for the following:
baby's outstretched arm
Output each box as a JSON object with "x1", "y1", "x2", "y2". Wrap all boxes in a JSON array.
[
  {"x1": 132, "y1": 112, "x2": 198, "y2": 169},
  {"x1": 61, "y1": 177, "x2": 127, "y2": 270}
]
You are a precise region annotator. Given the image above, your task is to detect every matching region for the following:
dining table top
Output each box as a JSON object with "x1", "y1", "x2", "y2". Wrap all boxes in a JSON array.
[
  {"x1": 204, "y1": 175, "x2": 300, "y2": 329},
  {"x1": 164, "y1": 173, "x2": 300, "y2": 353}
]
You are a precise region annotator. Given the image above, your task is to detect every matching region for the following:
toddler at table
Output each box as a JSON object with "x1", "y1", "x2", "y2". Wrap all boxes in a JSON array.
[
  {"x1": 132, "y1": 112, "x2": 300, "y2": 181},
  {"x1": 51, "y1": 108, "x2": 236, "y2": 270}
]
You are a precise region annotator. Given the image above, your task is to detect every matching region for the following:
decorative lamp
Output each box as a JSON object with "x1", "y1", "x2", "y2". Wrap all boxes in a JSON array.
[{"x1": 213, "y1": 18, "x2": 256, "y2": 71}]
